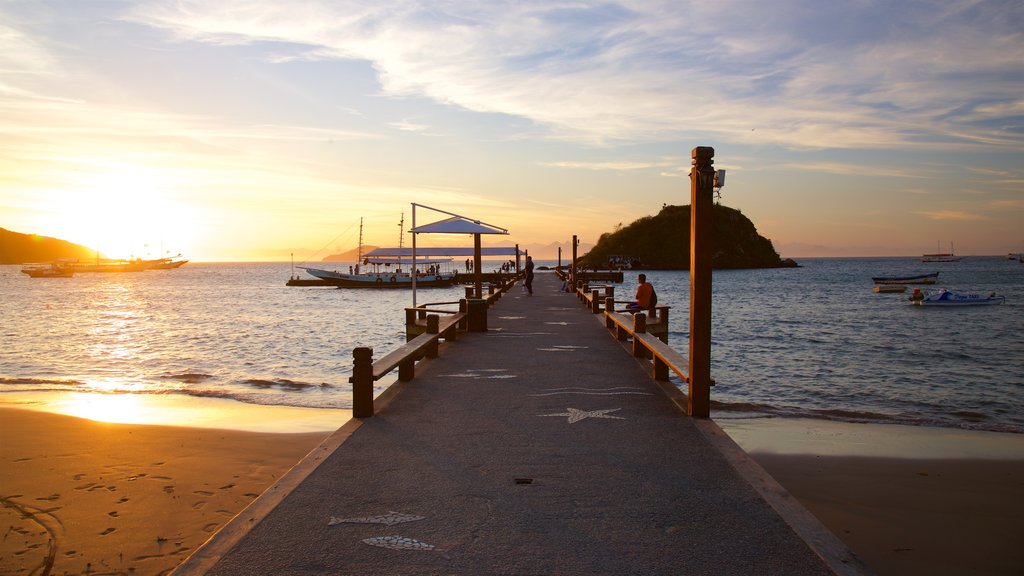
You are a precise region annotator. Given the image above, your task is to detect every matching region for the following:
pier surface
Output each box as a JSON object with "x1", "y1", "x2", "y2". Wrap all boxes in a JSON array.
[{"x1": 178, "y1": 273, "x2": 865, "y2": 575}]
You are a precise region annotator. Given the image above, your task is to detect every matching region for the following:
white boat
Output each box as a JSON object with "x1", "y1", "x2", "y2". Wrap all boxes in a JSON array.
[
  {"x1": 299, "y1": 215, "x2": 457, "y2": 288},
  {"x1": 910, "y1": 288, "x2": 1005, "y2": 307}
]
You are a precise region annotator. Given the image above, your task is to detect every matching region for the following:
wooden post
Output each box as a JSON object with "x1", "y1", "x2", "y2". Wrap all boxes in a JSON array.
[
  {"x1": 426, "y1": 314, "x2": 439, "y2": 358},
  {"x1": 458, "y1": 299, "x2": 469, "y2": 330},
  {"x1": 658, "y1": 307, "x2": 669, "y2": 343},
  {"x1": 632, "y1": 313, "x2": 647, "y2": 358},
  {"x1": 689, "y1": 146, "x2": 714, "y2": 418},
  {"x1": 474, "y1": 233, "x2": 483, "y2": 299},
  {"x1": 605, "y1": 296, "x2": 616, "y2": 328},
  {"x1": 571, "y1": 234, "x2": 578, "y2": 291},
  {"x1": 351, "y1": 347, "x2": 374, "y2": 418},
  {"x1": 591, "y1": 289, "x2": 600, "y2": 313}
]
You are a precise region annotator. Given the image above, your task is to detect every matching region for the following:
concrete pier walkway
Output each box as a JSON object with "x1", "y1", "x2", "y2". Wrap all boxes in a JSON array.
[{"x1": 176, "y1": 272, "x2": 868, "y2": 575}]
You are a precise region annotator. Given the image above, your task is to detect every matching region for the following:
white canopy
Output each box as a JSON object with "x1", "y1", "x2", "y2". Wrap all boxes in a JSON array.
[
  {"x1": 366, "y1": 247, "x2": 519, "y2": 258},
  {"x1": 410, "y1": 215, "x2": 508, "y2": 235}
]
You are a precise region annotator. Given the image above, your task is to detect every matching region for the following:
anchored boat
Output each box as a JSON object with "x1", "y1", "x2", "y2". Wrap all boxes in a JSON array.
[
  {"x1": 910, "y1": 288, "x2": 1005, "y2": 307},
  {"x1": 871, "y1": 272, "x2": 939, "y2": 285}
]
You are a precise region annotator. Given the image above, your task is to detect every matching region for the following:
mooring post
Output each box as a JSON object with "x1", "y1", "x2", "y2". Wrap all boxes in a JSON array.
[
  {"x1": 689, "y1": 146, "x2": 714, "y2": 418},
  {"x1": 425, "y1": 314, "x2": 440, "y2": 358},
  {"x1": 591, "y1": 289, "x2": 600, "y2": 313},
  {"x1": 632, "y1": 313, "x2": 647, "y2": 358},
  {"x1": 351, "y1": 347, "x2": 374, "y2": 418}
]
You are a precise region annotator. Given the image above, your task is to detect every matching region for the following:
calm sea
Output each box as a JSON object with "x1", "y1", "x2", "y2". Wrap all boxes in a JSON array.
[{"x1": 2, "y1": 257, "x2": 1021, "y2": 433}]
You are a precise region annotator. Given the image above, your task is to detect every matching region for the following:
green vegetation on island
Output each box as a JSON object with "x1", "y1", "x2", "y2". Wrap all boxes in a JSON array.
[
  {"x1": 579, "y1": 204, "x2": 796, "y2": 270},
  {"x1": 0, "y1": 228, "x2": 98, "y2": 265}
]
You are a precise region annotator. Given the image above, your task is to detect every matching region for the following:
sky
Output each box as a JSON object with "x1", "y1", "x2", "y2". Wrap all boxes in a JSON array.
[{"x1": 2, "y1": 0, "x2": 1022, "y2": 261}]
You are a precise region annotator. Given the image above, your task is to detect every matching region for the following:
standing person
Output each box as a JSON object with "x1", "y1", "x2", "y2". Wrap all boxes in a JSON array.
[
  {"x1": 627, "y1": 273, "x2": 656, "y2": 311},
  {"x1": 524, "y1": 255, "x2": 535, "y2": 295}
]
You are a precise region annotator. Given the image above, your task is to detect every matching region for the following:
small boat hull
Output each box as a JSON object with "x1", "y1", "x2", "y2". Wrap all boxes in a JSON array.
[
  {"x1": 871, "y1": 272, "x2": 938, "y2": 285},
  {"x1": 872, "y1": 285, "x2": 907, "y2": 293},
  {"x1": 300, "y1": 267, "x2": 455, "y2": 288}
]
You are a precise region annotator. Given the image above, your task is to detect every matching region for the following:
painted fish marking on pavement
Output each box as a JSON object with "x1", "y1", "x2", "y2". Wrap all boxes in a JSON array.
[
  {"x1": 363, "y1": 535, "x2": 436, "y2": 551},
  {"x1": 539, "y1": 407, "x2": 625, "y2": 423}
]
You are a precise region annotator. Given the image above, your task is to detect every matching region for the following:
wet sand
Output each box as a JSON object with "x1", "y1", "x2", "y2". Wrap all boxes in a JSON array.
[{"x1": 719, "y1": 418, "x2": 1024, "y2": 576}]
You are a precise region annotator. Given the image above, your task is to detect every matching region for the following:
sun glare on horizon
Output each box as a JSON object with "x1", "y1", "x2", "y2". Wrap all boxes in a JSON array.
[{"x1": 43, "y1": 165, "x2": 196, "y2": 259}]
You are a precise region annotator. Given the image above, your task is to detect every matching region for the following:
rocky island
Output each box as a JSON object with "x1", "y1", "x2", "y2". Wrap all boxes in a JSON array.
[{"x1": 579, "y1": 204, "x2": 797, "y2": 270}]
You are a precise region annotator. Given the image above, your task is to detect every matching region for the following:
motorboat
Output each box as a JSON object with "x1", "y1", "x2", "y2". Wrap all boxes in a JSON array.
[
  {"x1": 871, "y1": 272, "x2": 938, "y2": 285},
  {"x1": 910, "y1": 288, "x2": 1005, "y2": 307}
]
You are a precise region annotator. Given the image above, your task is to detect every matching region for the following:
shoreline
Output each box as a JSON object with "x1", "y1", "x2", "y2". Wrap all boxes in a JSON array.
[
  {"x1": 716, "y1": 418, "x2": 1024, "y2": 575},
  {"x1": 3, "y1": 394, "x2": 1023, "y2": 575}
]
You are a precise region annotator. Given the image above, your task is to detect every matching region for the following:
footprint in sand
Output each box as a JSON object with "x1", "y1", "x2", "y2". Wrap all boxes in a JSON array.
[
  {"x1": 108, "y1": 511, "x2": 119, "y2": 518},
  {"x1": 191, "y1": 501, "x2": 207, "y2": 510},
  {"x1": 202, "y1": 522, "x2": 219, "y2": 533},
  {"x1": 36, "y1": 493, "x2": 60, "y2": 501},
  {"x1": 13, "y1": 457, "x2": 31, "y2": 462},
  {"x1": 100, "y1": 527, "x2": 116, "y2": 536},
  {"x1": 194, "y1": 490, "x2": 215, "y2": 497},
  {"x1": 163, "y1": 486, "x2": 175, "y2": 494},
  {"x1": 117, "y1": 497, "x2": 129, "y2": 504},
  {"x1": 218, "y1": 483, "x2": 235, "y2": 490},
  {"x1": 74, "y1": 482, "x2": 98, "y2": 491},
  {"x1": 152, "y1": 475, "x2": 173, "y2": 480},
  {"x1": 73, "y1": 473, "x2": 85, "y2": 480}
]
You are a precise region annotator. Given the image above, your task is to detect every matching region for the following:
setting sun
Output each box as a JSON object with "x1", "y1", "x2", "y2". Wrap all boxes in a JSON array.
[{"x1": 44, "y1": 164, "x2": 196, "y2": 259}]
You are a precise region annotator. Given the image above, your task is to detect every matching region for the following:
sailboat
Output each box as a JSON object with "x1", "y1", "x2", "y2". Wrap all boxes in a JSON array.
[
  {"x1": 298, "y1": 216, "x2": 457, "y2": 288},
  {"x1": 922, "y1": 241, "x2": 961, "y2": 263}
]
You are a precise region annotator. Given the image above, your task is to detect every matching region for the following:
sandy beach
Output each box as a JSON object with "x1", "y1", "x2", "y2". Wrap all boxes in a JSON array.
[
  {"x1": 719, "y1": 418, "x2": 1024, "y2": 576},
  {"x1": 3, "y1": 398, "x2": 1024, "y2": 576},
  {"x1": 0, "y1": 406, "x2": 332, "y2": 576}
]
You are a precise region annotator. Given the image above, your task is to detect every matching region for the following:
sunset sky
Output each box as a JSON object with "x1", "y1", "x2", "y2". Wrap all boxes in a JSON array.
[{"x1": 2, "y1": 1, "x2": 1022, "y2": 261}]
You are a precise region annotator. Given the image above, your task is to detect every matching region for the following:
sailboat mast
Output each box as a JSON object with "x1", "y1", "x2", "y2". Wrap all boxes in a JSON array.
[{"x1": 356, "y1": 218, "x2": 363, "y2": 274}]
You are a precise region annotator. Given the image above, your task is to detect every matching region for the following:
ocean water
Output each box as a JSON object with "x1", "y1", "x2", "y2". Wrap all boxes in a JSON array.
[{"x1": 1, "y1": 257, "x2": 1021, "y2": 433}]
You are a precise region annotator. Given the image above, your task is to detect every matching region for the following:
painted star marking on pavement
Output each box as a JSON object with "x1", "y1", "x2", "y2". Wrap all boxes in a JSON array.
[{"x1": 539, "y1": 407, "x2": 625, "y2": 423}]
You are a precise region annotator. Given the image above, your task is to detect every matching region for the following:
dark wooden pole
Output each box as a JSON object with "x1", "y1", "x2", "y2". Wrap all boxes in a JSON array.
[
  {"x1": 689, "y1": 146, "x2": 714, "y2": 418},
  {"x1": 474, "y1": 233, "x2": 483, "y2": 298},
  {"x1": 571, "y1": 235, "x2": 578, "y2": 291},
  {"x1": 351, "y1": 347, "x2": 374, "y2": 418}
]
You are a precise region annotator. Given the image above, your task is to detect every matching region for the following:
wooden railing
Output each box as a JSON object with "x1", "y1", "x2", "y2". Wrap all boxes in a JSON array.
[
  {"x1": 350, "y1": 312, "x2": 463, "y2": 418},
  {"x1": 572, "y1": 284, "x2": 695, "y2": 387},
  {"x1": 350, "y1": 269, "x2": 523, "y2": 418}
]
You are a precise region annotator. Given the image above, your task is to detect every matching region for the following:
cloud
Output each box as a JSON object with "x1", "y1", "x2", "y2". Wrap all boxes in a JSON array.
[
  {"x1": 915, "y1": 210, "x2": 986, "y2": 221},
  {"x1": 539, "y1": 160, "x2": 667, "y2": 171},
  {"x1": 118, "y1": 0, "x2": 1024, "y2": 151}
]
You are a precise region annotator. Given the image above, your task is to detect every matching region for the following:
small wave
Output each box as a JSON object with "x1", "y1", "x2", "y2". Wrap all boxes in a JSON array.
[
  {"x1": 161, "y1": 372, "x2": 214, "y2": 382},
  {"x1": 0, "y1": 376, "x2": 85, "y2": 386},
  {"x1": 712, "y1": 399, "x2": 1024, "y2": 434},
  {"x1": 241, "y1": 378, "x2": 330, "y2": 390}
]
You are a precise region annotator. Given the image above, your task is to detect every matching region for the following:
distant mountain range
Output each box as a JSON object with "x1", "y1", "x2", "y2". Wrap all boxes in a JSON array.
[{"x1": 0, "y1": 228, "x2": 98, "y2": 265}]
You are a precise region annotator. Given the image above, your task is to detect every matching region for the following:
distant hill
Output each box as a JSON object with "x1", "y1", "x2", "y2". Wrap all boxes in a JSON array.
[
  {"x1": 579, "y1": 204, "x2": 795, "y2": 270},
  {"x1": 0, "y1": 228, "x2": 99, "y2": 265},
  {"x1": 322, "y1": 246, "x2": 380, "y2": 262}
]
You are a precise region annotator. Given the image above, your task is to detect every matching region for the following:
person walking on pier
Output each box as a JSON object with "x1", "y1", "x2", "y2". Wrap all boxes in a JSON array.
[
  {"x1": 627, "y1": 273, "x2": 656, "y2": 312},
  {"x1": 524, "y1": 255, "x2": 535, "y2": 295}
]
